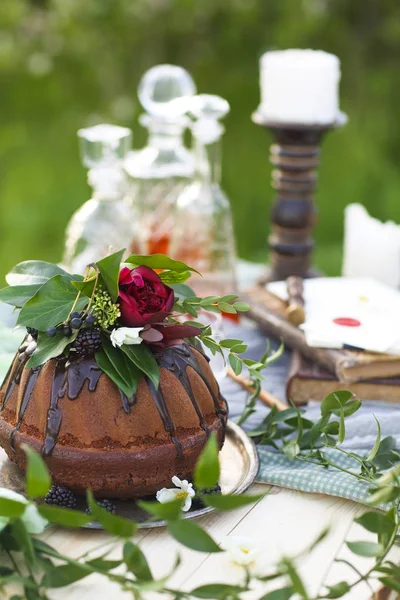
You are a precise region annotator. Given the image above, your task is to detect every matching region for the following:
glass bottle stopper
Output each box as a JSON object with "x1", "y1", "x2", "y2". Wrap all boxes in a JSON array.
[
  {"x1": 189, "y1": 94, "x2": 230, "y2": 144},
  {"x1": 77, "y1": 123, "x2": 132, "y2": 168},
  {"x1": 138, "y1": 64, "x2": 196, "y2": 119}
]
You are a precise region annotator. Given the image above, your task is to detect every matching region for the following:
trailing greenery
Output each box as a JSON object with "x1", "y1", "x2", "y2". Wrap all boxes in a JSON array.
[{"x1": 1, "y1": 393, "x2": 400, "y2": 598}]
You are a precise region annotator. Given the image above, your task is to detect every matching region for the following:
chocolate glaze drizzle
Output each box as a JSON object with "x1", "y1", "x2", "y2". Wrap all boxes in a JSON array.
[
  {"x1": 10, "y1": 366, "x2": 42, "y2": 449},
  {"x1": 43, "y1": 357, "x2": 103, "y2": 456},
  {"x1": 1, "y1": 340, "x2": 227, "y2": 458}
]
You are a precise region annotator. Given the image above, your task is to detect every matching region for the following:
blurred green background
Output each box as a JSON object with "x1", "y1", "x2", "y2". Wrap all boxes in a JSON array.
[{"x1": 1, "y1": 0, "x2": 400, "y2": 280}]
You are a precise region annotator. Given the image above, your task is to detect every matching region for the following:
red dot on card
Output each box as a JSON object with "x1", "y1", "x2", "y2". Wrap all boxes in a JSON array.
[{"x1": 333, "y1": 317, "x2": 361, "y2": 327}]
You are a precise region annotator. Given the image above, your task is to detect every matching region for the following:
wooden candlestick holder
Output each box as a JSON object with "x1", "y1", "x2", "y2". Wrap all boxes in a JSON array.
[{"x1": 253, "y1": 112, "x2": 346, "y2": 283}]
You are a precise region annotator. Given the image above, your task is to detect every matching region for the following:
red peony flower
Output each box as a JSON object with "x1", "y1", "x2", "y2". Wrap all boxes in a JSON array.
[{"x1": 118, "y1": 266, "x2": 174, "y2": 327}]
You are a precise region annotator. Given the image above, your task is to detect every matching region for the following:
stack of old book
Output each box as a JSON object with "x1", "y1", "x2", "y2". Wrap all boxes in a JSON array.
[{"x1": 243, "y1": 278, "x2": 400, "y2": 405}]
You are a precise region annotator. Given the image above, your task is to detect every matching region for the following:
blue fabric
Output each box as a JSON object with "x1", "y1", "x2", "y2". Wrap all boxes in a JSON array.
[{"x1": 220, "y1": 322, "x2": 400, "y2": 505}]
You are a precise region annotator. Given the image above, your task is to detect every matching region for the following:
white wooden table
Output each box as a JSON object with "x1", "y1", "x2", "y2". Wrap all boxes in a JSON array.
[{"x1": 36, "y1": 484, "x2": 399, "y2": 600}]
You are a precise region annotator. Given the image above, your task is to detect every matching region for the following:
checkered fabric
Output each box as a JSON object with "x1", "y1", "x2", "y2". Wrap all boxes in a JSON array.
[
  {"x1": 221, "y1": 323, "x2": 400, "y2": 507},
  {"x1": 257, "y1": 446, "x2": 372, "y2": 504}
]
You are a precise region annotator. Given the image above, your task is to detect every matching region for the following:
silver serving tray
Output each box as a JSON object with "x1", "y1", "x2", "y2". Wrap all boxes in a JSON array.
[{"x1": 0, "y1": 420, "x2": 259, "y2": 529}]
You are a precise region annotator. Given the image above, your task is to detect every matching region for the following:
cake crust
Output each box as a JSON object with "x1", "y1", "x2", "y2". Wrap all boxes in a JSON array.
[{"x1": 0, "y1": 342, "x2": 228, "y2": 498}]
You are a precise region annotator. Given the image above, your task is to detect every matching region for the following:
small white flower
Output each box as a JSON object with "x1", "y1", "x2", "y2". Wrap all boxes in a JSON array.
[
  {"x1": 110, "y1": 327, "x2": 144, "y2": 348},
  {"x1": 0, "y1": 488, "x2": 48, "y2": 534},
  {"x1": 156, "y1": 476, "x2": 195, "y2": 512},
  {"x1": 220, "y1": 536, "x2": 259, "y2": 567}
]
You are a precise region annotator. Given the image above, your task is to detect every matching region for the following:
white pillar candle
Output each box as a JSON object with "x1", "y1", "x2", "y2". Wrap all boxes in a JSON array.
[
  {"x1": 259, "y1": 49, "x2": 341, "y2": 125},
  {"x1": 342, "y1": 204, "x2": 400, "y2": 289}
]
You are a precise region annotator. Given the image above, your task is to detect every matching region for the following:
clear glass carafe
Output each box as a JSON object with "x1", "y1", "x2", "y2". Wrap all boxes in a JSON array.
[
  {"x1": 63, "y1": 124, "x2": 134, "y2": 274},
  {"x1": 124, "y1": 64, "x2": 196, "y2": 255},
  {"x1": 170, "y1": 95, "x2": 237, "y2": 296}
]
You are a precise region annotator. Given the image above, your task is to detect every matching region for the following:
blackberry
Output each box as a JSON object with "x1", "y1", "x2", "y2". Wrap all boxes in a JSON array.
[
  {"x1": 72, "y1": 328, "x2": 102, "y2": 357},
  {"x1": 45, "y1": 486, "x2": 77, "y2": 509},
  {"x1": 85, "y1": 499, "x2": 116, "y2": 515},
  {"x1": 199, "y1": 484, "x2": 221, "y2": 495},
  {"x1": 26, "y1": 327, "x2": 38, "y2": 340},
  {"x1": 186, "y1": 483, "x2": 222, "y2": 511}
]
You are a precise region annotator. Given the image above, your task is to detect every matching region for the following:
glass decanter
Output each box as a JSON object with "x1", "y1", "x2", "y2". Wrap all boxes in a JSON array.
[
  {"x1": 63, "y1": 124, "x2": 134, "y2": 274},
  {"x1": 170, "y1": 94, "x2": 237, "y2": 296},
  {"x1": 124, "y1": 64, "x2": 196, "y2": 255}
]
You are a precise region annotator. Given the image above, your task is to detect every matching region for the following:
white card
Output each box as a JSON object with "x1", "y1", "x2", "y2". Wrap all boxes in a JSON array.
[{"x1": 267, "y1": 277, "x2": 400, "y2": 354}]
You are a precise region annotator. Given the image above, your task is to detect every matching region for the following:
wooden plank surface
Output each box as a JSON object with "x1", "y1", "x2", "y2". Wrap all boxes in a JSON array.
[{"x1": 29, "y1": 484, "x2": 399, "y2": 600}]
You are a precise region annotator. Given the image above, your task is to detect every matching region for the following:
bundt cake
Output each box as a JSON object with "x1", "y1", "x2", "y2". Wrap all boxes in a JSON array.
[
  {"x1": 0, "y1": 251, "x2": 249, "y2": 500},
  {"x1": 0, "y1": 340, "x2": 227, "y2": 498}
]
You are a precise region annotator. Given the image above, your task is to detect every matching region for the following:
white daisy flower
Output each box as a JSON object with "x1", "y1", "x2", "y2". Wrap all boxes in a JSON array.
[
  {"x1": 156, "y1": 476, "x2": 195, "y2": 512},
  {"x1": 220, "y1": 536, "x2": 259, "y2": 567}
]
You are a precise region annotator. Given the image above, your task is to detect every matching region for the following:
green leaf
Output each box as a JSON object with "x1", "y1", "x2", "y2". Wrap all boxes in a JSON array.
[
  {"x1": 95, "y1": 349, "x2": 134, "y2": 398},
  {"x1": 283, "y1": 440, "x2": 300, "y2": 459},
  {"x1": 87, "y1": 557, "x2": 122, "y2": 571},
  {"x1": 87, "y1": 491, "x2": 137, "y2": 538},
  {"x1": 159, "y1": 270, "x2": 191, "y2": 284},
  {"x1": 219, "y1": 339, "x2": 242, "y2": 349},
  {"x1": 346, "y1": 541, "x2": 384, "y2": 557},
  {"x1": 367, "y1": 417, "x2": 381, "y2": 462},
  {"x1": 125, "y1": 254, "x2": 200, "y2": 275},
  {"x1": 11, "y1": 519, "x2": 36, "y2": 566},
  {"x1": 321, "y1": 390, "x2": 355, "y2": 416},
  {"x1": 218, "y1": 301, "x2": 236, "y2": 314},
  {"x1": 96, "y1": 248, "x2": 126, "y2": 302},
  {"x1": 228, "y1": 353, "x2": 242, "y2": 375},
  {"x1": 137, "y1": 498, "x2": 184, "y2": 521},
  {"x1": 167, "y1": 520, "x2": 222, "y2": 553},
  {"x1": 194, "y1": 434, "x2": 220, "y2": 490},
  {"x1": 0, "y1": 497, "x2": 26, "y2": 518},
  {"x1": 341, "y1": 399, "x2": 362, "y2": 417},
  {"x1": 33, "y1": 332, "x2": 72, "y2": 366},
  {"x1": 182, "y1": 301, "x2": 198, "y2": 318},
  {"x1": 171, "y1": 283, "x2": 196, "y2": 301},
  {"x1": 191, "y1": 584, "x2": 248, "y2": 598},
  {"x1": 259, "y1": 587, "x2": 294, "y2": 600},
  {"x1": 71, "y1": 278, "x2": 96, "y2": 298},
  {"x1": 372, "y1": 436, "x2": 398, "y2": 470},
  {"x1": 368, "y1": 485, "x2": 400, "y2": 506},
  {"x1": 233, "y1": 302, "x2": 250, "y2": 312},
  {"x1": 355, "y1": 511, "x2": 394, "y2": 534},
  {"x1": 32, "y1": 538, "x2": 65, "y2": 560},
  {"x1": 203, "y1": 492, "x2": 266, "y2": 511},
  {"x1": 378, "y1": 577, "x2": 400, "y2": 593},
  {"x1": 42, "y1": 563, "x2": 92, "y2": 588},
  {"x1": 325, "y1": 582, "x2": 351, "y2": 598},
  {"x1": 38, "y1": 505, "x2": 92, "y2": 528},
  {"x1": 337, "y1": 406, "x2": 345, "y2": 445},
  {"x1": 0, "y1": 284, "x2": 42, "y2": 308},
  {"x1": 17, "y1": 275, "x2": 88, "y2": 331},
  {"x1": 23, "y1": 445, "x2": 51, "y2": 498},
  {"x1": 6, "y1": 260, "x2": 74, "y2": 286},
  {"x1": 101, "y1": 335, "x2": 141, "y2": 397},
  {"x1": 27, "y1": 330, "x2": 78, "y2": 368},
  {"x1": 123, "y1": 541, "x2": 153, "y2": 581},
  {"x1": 121, "y1": 343, "x2": 160, "y2": 389},
  {"x1": 229, "y1": 344, "x2": 247, "y2": 354},
  {"x1": 284, "y1": 559, "x2": 309, "y2": 599},
  {"x1": 199, "y1": 296, "x2": 220, "y2": 306}
]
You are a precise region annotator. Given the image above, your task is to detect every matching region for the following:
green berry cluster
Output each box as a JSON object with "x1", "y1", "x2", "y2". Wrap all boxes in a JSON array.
[{"x1": 92, "y1": 289, "x2": 120, "y2": 329}]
